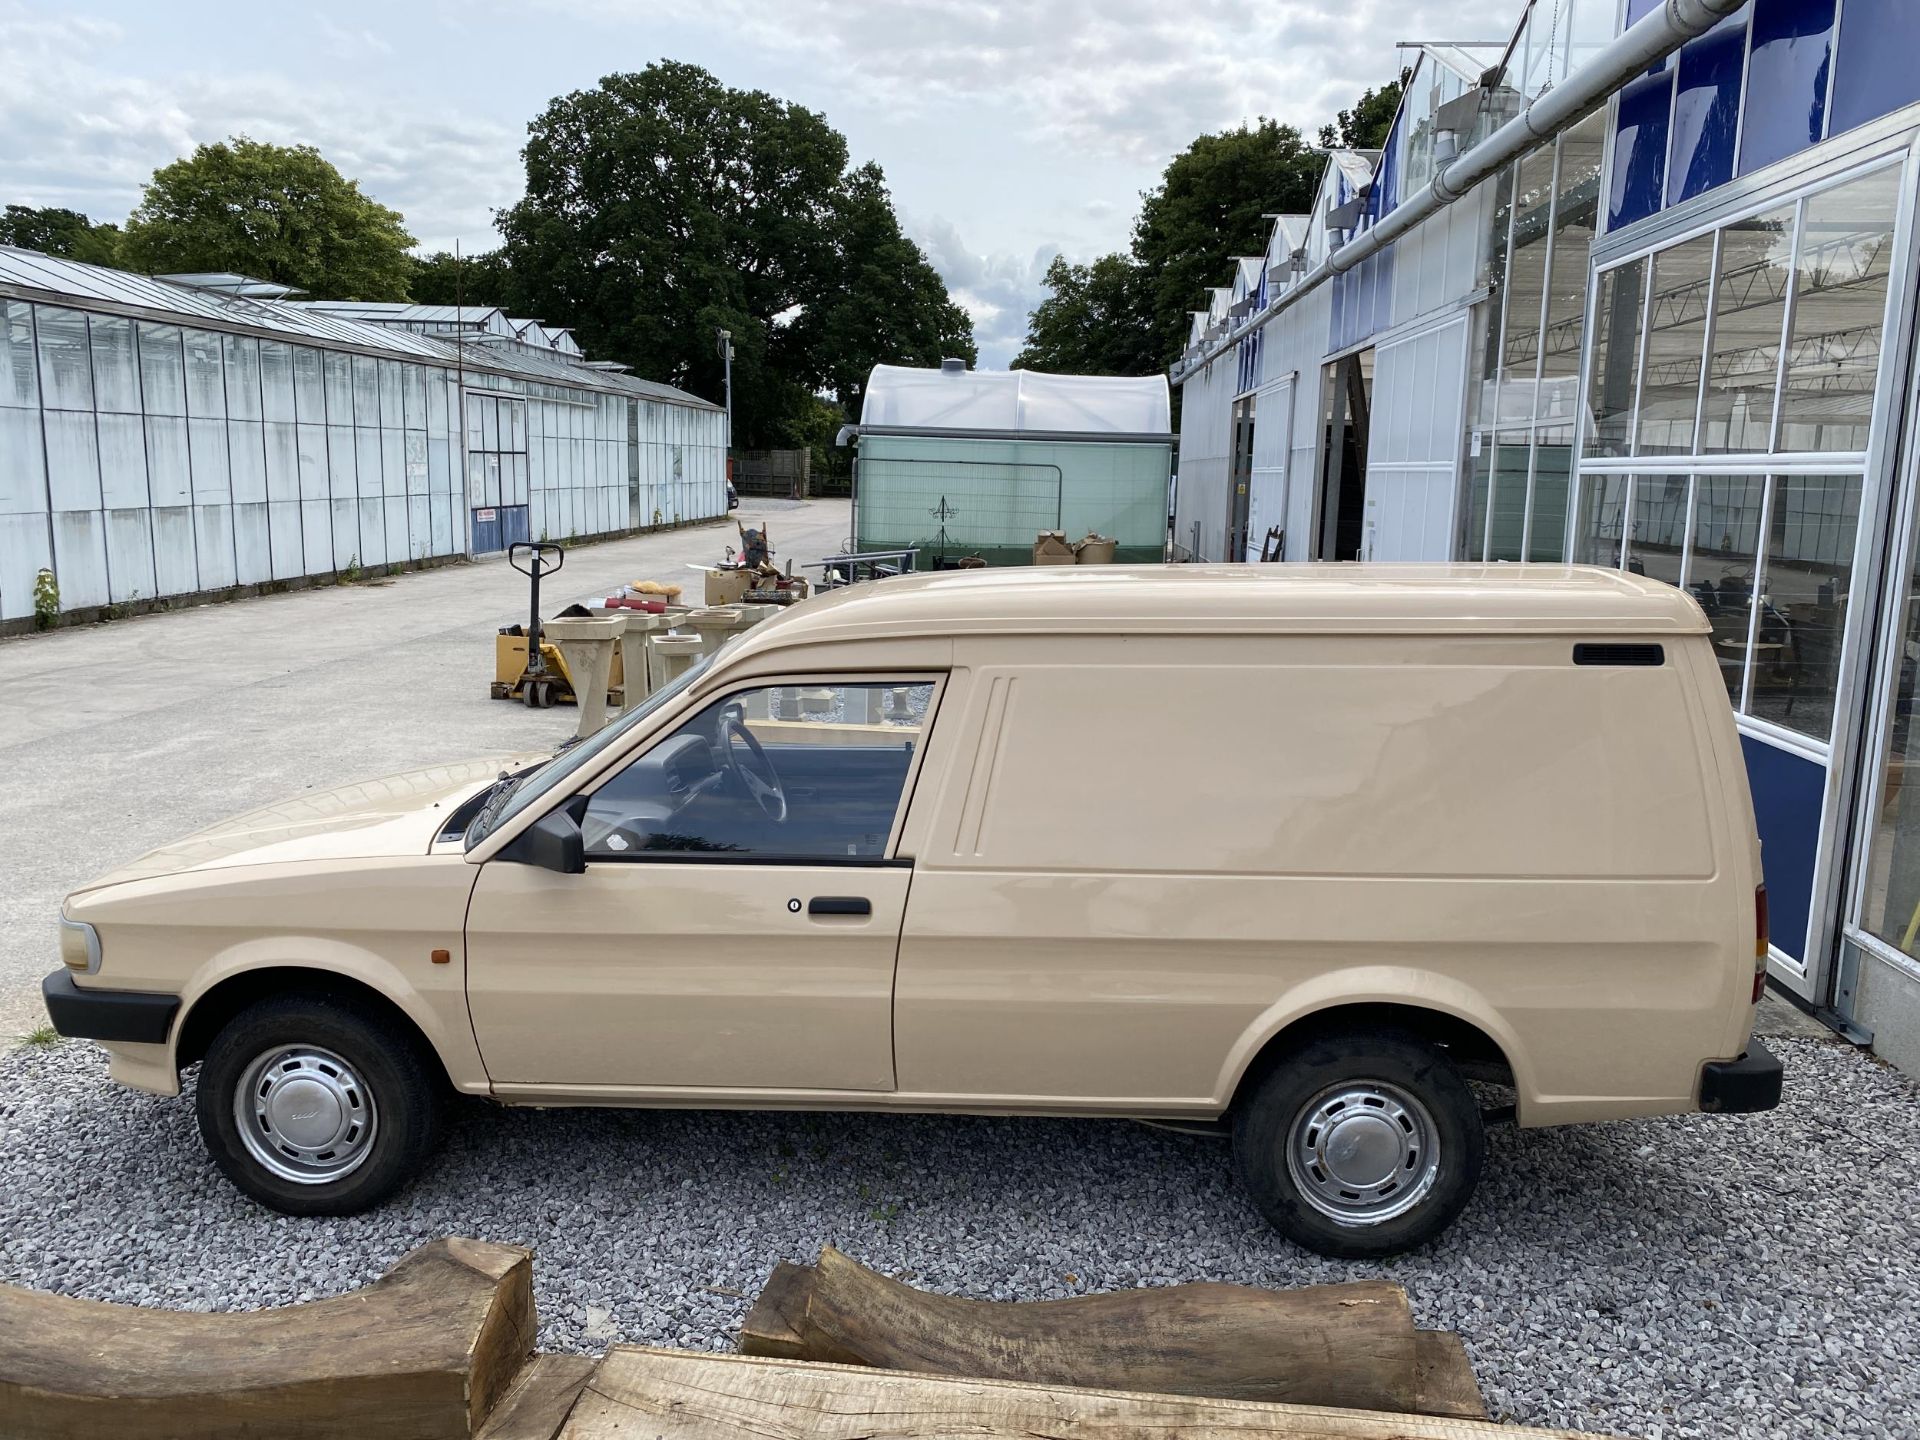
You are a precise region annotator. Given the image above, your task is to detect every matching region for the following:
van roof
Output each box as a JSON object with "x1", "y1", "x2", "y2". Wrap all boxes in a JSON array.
[{"x1": 737, "y1": 564, "x2": 1707, "y2": 649}]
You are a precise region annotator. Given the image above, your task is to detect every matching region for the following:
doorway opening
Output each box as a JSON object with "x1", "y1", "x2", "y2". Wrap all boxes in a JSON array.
[
  {"x1": 1229, "y1": 395, "x2": 1257, "y2": 561},
  {"x1": 1316, "y1": 350, "x2": 1373, "y2": 560}
]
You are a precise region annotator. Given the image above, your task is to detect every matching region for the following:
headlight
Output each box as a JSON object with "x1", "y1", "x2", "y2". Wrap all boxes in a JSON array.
[{"x1": 59, "y1": 917, "x2": 101, "y2": 974}]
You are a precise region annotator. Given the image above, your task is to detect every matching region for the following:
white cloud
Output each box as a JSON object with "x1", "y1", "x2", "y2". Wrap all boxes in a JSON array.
[
  {"x1": 907, "y1": 212, "x2": 1060, "y2": 368},
  {"x1": 0, "y1": 6, "x2": 517, "y2": 250}
]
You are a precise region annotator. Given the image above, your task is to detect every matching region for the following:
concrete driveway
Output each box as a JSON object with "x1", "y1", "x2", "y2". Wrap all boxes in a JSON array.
[{"x1": 0, "y1": 498, "x2": 852, "y2": 1039}]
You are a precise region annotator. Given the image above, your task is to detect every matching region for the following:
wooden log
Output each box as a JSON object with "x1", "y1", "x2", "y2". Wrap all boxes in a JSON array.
[
  {"x1": 0, "y1": 1235, "x2": 536, "y2": 1440},
  {"x1": 561, "y1": 1346, "x2": 1620, "y2": 1440},
  {"x1": 742, "y1": 1258, "x2": 1483, "y2": 1417},
  {"x1": 1414, "y1": 1331, "x2": 1488, "y2": 1421},
  {"x1": 477, "y1": 1356, "x2": 600, "y2": 1440},
  {"x1": 746, "y1": 1247, "x2": 1426, "y2": 1415}
]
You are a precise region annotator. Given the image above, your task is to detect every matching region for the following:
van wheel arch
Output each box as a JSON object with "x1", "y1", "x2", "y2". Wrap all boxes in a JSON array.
[
  {"x1": 175, "y1": 967, "x2": 449, "y2": 1088},
  {"x1": 1230, "y1": 1002, "x2": 1516, "y2": 1112}
]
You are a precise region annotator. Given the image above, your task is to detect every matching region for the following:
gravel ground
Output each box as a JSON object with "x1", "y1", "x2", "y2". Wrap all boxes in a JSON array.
[{"x1": 3, "y1": 1032, "x2": 1917, "y2": 1440}]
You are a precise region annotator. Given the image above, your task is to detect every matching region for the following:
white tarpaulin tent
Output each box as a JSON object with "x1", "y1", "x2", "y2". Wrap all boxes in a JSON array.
[{"x1": 860, "y1": 363, "x2": 1170, "y2": 436}]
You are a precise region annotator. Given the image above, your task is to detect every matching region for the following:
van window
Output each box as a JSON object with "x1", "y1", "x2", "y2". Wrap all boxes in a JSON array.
[
  {"x1": 950, "y1": 658, "x2": 1714, "y2": 878},
  {"x1": 584, "y1": 681, "x2": 934, "y2": 862}
]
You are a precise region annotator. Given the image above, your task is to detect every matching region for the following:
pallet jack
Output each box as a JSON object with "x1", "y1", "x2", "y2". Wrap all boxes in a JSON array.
[{"x1": 500, "y1": 541, "x2": 566, "y2": 708}]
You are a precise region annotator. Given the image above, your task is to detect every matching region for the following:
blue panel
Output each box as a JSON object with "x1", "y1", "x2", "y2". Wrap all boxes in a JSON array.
[
  {"x1": 1668, "y1": 14, "x2": 1747, "y2": 205},
  {"x1": 471, "y1": 507, "x2": 502, "y2": 554},
  {"x1": 1610, "y1": 67, "x2": 1673, "y2": 230},
  {"x1": 1831, "y1": 0, "x2": 1920, "y2": 138},
  {"x1": 503, "y1": 505, "x2": 531, "y2": 548},
  {"x1": 1740, "y1": 0, "x2": 1834, "y2": 174},
  {"x1": 1740, "y1": 734, "x2": 1826, "y2": 963}
]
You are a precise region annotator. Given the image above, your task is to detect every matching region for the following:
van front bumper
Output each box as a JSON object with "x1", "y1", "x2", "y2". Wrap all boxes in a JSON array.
[
  {"x1": 1699, "y1": 1039, "x2": 1784, "y2": 1114},
  {"x1": 42, "y1": 970, "x2": 179, "y2": 1045}
]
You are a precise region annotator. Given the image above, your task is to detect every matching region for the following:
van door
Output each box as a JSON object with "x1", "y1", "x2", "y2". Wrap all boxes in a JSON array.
[{"x1": 465, "y1": 676, "x2": 943, "y2": 1093}]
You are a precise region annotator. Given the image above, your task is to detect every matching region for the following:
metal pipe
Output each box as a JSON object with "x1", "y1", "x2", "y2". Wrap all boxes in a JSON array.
[{"x1": 1174, "y1": 0, "x2": 1748, "y2": 382}]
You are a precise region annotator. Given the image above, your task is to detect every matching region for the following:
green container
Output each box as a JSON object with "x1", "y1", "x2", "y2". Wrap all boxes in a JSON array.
[{"x1": 854, "y1": 434, "x2": 1172, "y2": 569}]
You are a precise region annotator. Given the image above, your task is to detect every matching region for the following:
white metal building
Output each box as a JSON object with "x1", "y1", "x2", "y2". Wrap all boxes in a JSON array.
[
  {"x1": 1172, "y1": 0, "x2": 1920, "y2": 1076},
  {"x1": 0, "y1": 251, "x2": 725, "y2": 626}
]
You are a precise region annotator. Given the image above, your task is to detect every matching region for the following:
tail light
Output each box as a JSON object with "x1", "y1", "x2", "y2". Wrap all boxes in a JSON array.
[{"x1": 1752, "y1": 884, "x2": 1769, "y2": 1003}]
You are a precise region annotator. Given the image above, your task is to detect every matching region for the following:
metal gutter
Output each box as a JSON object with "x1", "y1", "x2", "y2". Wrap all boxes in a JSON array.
[
  {"x1": 1173, "y1": 0, "x2": 1748, "y2": 383},
  {"x1": 839, "y1": 425, "x2": 1176, "y2": 445}
]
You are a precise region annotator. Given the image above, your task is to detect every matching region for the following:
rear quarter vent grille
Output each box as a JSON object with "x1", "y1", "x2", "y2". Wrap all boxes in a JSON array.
[{"x1": 1573, "y1": 643, "x2": 1665, "y2": 667}]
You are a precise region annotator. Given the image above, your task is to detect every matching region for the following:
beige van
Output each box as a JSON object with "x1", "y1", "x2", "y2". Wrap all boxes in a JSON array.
[{"x1": 46, "y1": 565, "x2": 1780, "y2": 1256}]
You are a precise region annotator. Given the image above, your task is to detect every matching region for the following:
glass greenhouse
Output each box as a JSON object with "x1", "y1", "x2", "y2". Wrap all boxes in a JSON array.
[
  {"x1": 850, "y1": 363, "x2": 1174, "y2": 567},
  {"x1": 0, "y1": 248, "x2": 726, "y2": 624}
]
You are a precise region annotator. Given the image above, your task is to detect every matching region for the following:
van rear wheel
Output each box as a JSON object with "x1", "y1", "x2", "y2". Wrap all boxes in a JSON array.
[{"x1": 1232, "y1": 1028, "x2": 1484, "y2": 1258}]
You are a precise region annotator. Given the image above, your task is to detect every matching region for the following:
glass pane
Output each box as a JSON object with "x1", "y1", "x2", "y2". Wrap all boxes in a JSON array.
[
  {"x1": 137, "y1": 322, "x2": 185, "y2": 416},
  {"x1": 582, "y1": 681, "x2": 935, "y2": 860},
  {"x1": 1625, "y1": 474, "x2": 1690, "y2": 588},
  {"x1": 1740, "y1": 0, "x2": 1835, "y2": 176},
  {"x1": 88, "y1": 314, "x2": 141, "y2": 414},
  {"x1": 1586, "y1": 260, "x2": 1646, "y2": 457},
  {"x1": 324, "y1": 352, "x2": 353, "y2": 422},
  {"x1": 352, "y1": 357, "x2": 380, "y2": 428},
  {"x1": 1500, "y1": 145, "x2": 1556, "y2": 401},
  {"x1": 1688, "y1": 474, "x2": 1768, "y2": 711},
  {"x1": 1859, "y1": 510, "x2": 1920, "y2": 955},
  {"x1": 35, "y1": 306, "x2": 92, "y2": 411},
  {"x1": 223, "y1": 335, "x2": 262, "y2": 420},
  {"x1": 260, "y1": 341, "x2": 295, "y2": 423},
  {"x1": 1574, "y1": 472, "x2": 1630, "y2": 566},
  {"x1": 1700, "y1": 206, "x2": 1794, "y2": 454},
  {"x1": 1668, "y1": 13, "x2": 1748, "y2": 206},
  {"x1": 1486, "y1": 432, "x2": 1531, "y2": 561},
  {"x1": 1636, "y1": 234, "x2": 1716, "y2": 455},
  {"x1": 1749, "y1": 473, "x2": 1861, "y2": 741},
  {"x1": 0, "y1": 301, "x2": 37, "y2": 408},
  {"x1": 1831, "y1": 0, "x2": 1920, "y2": 138},
  {"x1": 183, "y1": 329, "x2": 225, "y2": 418},
  {"x1": 1542, "y1": 117, "x2": 1605, "y2": 388},
  {"x1": 1778, "y1": 167, "x2": 1900, "y2": 453},
  {"x1": 293, "y1": 346, "x2": 325, "y2": 423}
]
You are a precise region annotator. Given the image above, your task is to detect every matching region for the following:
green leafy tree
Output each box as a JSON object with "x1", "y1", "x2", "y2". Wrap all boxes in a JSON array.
[
  {"x1": 1011, "y1": 254, "x2": 1155, "y2": 375},
  {"x1": 792, "y1": 162, "x2": 975, "y2": 423},
  {"x1": 409, "y1": 248, "x2": 520, "y2": 310},
  {"x1": 1129, "y1": 118, "x2": 1323, "y2": 370},
  {"x1": 0, "y1": 205, "x2": 123, "y2": 266},
  {"x1": 499, "y1": 62, "x2": 973, "y2": 447},
  {"x1": 1319, "y1": 72, "x2": 1410, "y2": 151},
  {"x1": 121, "y1": 138, "x2": 415, "y2": 299}
]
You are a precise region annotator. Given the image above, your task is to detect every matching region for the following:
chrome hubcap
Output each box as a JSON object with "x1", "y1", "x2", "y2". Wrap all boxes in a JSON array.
[
  {"x1": 233, "y1": 1045, "x2": 378, "y2": 1184},
  {"x1": 1285, "y1": 1080, "x2": 1439, "y2": 1226}
]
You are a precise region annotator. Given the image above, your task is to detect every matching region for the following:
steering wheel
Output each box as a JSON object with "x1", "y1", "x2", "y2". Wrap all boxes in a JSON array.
[{"x1": 720, "y1": 716, "x2": 788, "y2": 823}]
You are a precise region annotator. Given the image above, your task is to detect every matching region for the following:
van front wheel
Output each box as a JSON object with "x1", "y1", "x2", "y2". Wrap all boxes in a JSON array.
[{"x1": 1232, "y1": 1029, "x2": 1484, "y2": 1258}]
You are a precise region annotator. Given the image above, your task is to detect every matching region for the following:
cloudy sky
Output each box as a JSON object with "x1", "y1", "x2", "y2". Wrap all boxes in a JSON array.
[{"x1": 0, "y1": 0, "x2": 1520, "y2": 367}]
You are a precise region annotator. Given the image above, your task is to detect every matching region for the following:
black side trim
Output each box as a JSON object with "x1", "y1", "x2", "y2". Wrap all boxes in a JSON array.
[
  {"x1": 42, "y1": 970, "x2": 180, "y2": 1045},
  {"x1": 1699, "y1": 1038, "x2": 1784, "y2": 1114},
  {"x1": 586, "y1": 853, "x2": 914, "y2": 868},
  {"x1": 1573, "y1": 642, "x2": 1665, "y2": 667},
  {"x1": 809, "y1": 896, "x2": 872, "y2": 916}
]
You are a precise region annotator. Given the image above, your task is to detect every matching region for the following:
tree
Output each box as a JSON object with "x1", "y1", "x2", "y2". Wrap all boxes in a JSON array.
[
  {"x1": 1319, "y1": 72, "x2": 1409, "y2": 151},
  {"x1": 1011, "y1": 254, "x2": 1155, "y2": 375},
  {"x1": 121, "y1": 139, "x2": 415, "y2": 300},
  {"x1": 0, "y1": 205, "x2": 123, "y2": 266},
  {"x1": 499, "y1": 62, "x2": 973, "y2": 447},
  {"x1": 792, "y1": 162, "x2": 975, "y2": 423},
  {"x1": 1129, "y1": 119, "x2": 1324, "y2": 371},
  {"x1": 409, "y1": 248, "x2": 519, "y2": 310}
]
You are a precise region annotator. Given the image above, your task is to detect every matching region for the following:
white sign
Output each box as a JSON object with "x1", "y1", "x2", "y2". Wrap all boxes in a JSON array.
[{"x1": 476, "y1": 507, "x2": 497, "y2": 522}]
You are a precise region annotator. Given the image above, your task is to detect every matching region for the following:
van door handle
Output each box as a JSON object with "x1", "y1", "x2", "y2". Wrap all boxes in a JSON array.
[{"x1": 808, "y1": 896, "x2": 871, "y2": 917}]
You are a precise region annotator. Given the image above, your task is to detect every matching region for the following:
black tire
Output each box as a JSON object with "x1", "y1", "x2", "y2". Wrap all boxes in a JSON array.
[
  {"x1": 1232, "y1": 1027, "x2": 1484, "y2": 1258},
  {"x1": 194, "y1": 993, "x2": 443, "y2": 1215}
]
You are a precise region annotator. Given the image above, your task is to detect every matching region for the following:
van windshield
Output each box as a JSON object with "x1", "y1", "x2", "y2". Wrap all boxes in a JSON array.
[{"x1": 465, "y1": 654, "x2": 711, "y2": 850}]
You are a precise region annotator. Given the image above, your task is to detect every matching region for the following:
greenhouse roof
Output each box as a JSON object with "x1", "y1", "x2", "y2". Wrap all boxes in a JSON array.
[
  {"x1": 0, "y1": 245, "x2": 719, "y2": 412},
  {"x1": 859, "y1": 363, "x2": 1171, "y2": 437}
]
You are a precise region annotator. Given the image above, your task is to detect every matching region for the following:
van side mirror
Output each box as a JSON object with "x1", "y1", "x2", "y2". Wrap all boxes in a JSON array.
[{"x1": 500, "y1": 804, "x2": 585, "y2": 874}]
